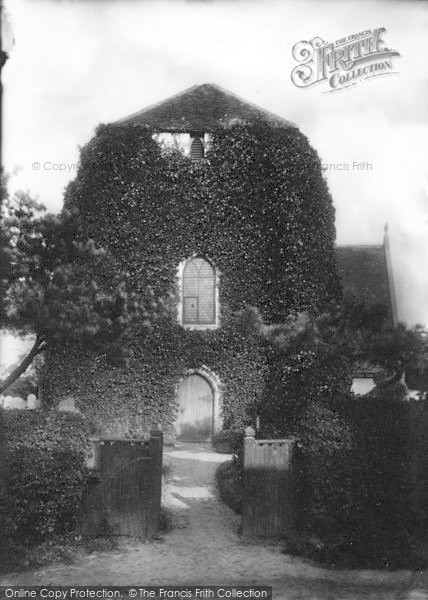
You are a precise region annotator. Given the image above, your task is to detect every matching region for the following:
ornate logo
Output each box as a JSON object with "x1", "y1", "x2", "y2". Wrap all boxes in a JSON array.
[{"x1": 291, "y1": 28, "x2": 400, "y2": 92}]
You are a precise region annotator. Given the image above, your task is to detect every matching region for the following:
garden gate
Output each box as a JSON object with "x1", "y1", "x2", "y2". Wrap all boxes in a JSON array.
[
  {"x1": 82, "y1": 430, "x2": 163, "y2": 538},
  {"x1": 242, "y1": 427, "x2": 299, "y2": 537}
]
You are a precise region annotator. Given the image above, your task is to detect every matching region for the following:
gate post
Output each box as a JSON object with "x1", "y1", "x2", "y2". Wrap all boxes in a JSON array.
[{"x1": 149, "y1": 429, "x2": 163, "y2": 536}]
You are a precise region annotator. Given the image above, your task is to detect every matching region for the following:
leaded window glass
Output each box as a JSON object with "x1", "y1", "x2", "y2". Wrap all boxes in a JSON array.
[{"x1": 183, "y1": 258, "x2": 215, "y2": 324}]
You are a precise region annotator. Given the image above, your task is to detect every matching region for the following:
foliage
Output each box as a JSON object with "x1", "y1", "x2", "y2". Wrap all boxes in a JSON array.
[
  {"x1": 362, "y1": 323, "x2": 426, "y2": 378},
  {"x1": 0, "y1": 349, "x2": 42, "y2": 397},
  {"x1": 0, "y1": 533, "x2": 78, "y2": 574},
  {"x1": 1, "y1": 186, "x2": 168, "y2": 394},
  {"x1": 212, "y1": 429, "x2": 243, "y2": 455},
  {"x1": 235, "y1": 305, "x2": 428, "y2": 569},
  {"x1": 64, "y1": 123, "x2": 339, "y2": 323},
  {"x1": 0, "y1": 533, "x2": 118, "y2": 575},
  {"x1": 3, "y1": 191, "x2": 165, "y2": 343},
  {"x1": 0, "y1": 373, "x2": 37, "y2": 398},
  {"x1": 295, "y1": 388, "x2": 428, "y2": 570},
  {"x1": 290, "y1": 377, "x2": 428, "y2": 568},
  {"x1": 298, "y1": 401, "x2": 352, "y2": 455},
  {"x1": 340, "y1": 297, "x2": 427, "y2": 382},
  {"x1": 215, "y1": 460, "x2": 242, "y2": 514},
  {"x1": 44, "y1": 316, "x2": 268, "y2": 438},
  {"x1": 251, "y1": 302, "x2": 426, "y2": 433},
  {"x1": 0, "y1": 177, "x2": 9, "y2": 321},
  {"x1": 0, "y1": 409, "x2": 92, "y2": 552},
  {"x1": 42, "y1": 121, "x2": 339, "y2": 435},
  {"x1": 0, "y1": 408, "x2": 7, "y2": 551},
  {"x1": 245, "y1": 305, "x2": 353, "y2": 435}
]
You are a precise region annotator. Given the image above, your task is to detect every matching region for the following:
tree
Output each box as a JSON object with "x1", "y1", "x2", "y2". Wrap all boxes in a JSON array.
[
  {"x1": 1, "y1": 189, "x2": 167, "y2": 395},
  {"x1": 0, "y1": 176, "x2": 9, "y2": 316},
  {"x1": 236, "y1": 302, "x2": 427, "y2": 433},
  {"x1": 236, "y1": 304, "x2": 427, "y2": 568}
]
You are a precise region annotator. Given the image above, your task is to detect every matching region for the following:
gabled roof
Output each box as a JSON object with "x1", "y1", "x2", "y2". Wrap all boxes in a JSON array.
[
  {"x1": 117, "y1": 85, "x2": 397, "y2": 328},
  {"x1": 116, "y1": 83, "x2": 296, "y2": 132},
  {"x1": 335, "y1": 226, "x2": 398, "y2": 327}
]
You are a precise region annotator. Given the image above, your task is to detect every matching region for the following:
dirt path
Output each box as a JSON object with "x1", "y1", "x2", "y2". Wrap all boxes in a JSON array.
[{"x1": 1, "y1": 443, "x2": 428, "y2": 599}]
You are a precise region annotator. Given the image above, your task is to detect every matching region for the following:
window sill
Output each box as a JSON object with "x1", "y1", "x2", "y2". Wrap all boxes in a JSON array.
[{"x1": 181, "y1": 323, "x2": 219, "y2": 331}]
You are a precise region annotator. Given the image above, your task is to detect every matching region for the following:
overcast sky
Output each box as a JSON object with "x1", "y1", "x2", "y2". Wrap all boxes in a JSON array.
[{"x1": 3, "y1": 0, "x2": 428, "y2": 329}]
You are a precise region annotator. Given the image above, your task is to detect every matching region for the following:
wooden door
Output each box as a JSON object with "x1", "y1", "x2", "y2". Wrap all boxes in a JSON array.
[{"x1": 176, "y1": 374, "x2": 214, "y2": 441}]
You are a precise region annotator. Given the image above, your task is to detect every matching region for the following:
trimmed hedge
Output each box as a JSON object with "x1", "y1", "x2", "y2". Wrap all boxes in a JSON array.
[
  {"x1": 293, "y1": 389, "x2": 428, "y2": 569},
  {"x1": 336, "y1": 390, "x2": 427, "y2": 569},
  {"x1": 0, "y1": 409, "x2": 91, "y2": 548}
]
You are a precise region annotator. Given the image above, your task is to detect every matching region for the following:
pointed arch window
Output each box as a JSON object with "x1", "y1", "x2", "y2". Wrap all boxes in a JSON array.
[{"x1": 182, "y1": 257, "x2": 215, "y2": 324}]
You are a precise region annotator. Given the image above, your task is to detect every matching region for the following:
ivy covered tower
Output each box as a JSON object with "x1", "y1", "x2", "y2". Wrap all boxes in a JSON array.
[{"x1": 46, "y1": 83, "x2": 339, "y2": 441}]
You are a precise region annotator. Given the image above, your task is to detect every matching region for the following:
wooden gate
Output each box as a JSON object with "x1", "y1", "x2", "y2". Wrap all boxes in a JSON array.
[
  {"x1": 242, "y1": 427, "x2": 299, "y2": 537},
  {"x1": 176, "y1": 373, "x2": 214, "y2": 441},
  {"x1": 82, "y1": 431, "x2": 163, "y2": 538}
]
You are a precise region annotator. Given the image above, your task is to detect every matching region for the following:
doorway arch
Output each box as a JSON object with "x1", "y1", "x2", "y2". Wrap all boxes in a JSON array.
[{"x1": 175, "y1": 367, "x2": 221, "y2": 441}]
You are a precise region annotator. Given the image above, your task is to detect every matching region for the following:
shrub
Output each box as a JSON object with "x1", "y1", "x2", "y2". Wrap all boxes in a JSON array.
[
  {"x1": 0, "y1": 409, "x2": 8, "y2": 538},
  {"x1": 212, "y1": 429, "x2": 243, "y2": 455},
  {"x1": 288, "y1": 401, "x2": 354, "y2": 543},
  {"x1": 293, "y1": 387, "x2": 428, "y2": 569},
  {"x1": 0, "y1": 409, "x2": 91, "y2": 551},
  {"x1": 337, "y1": 388, "x2": 426, "y2": 569},
  {"x1": 215, "y1": 460, "x2": 242, "y2": 514}
]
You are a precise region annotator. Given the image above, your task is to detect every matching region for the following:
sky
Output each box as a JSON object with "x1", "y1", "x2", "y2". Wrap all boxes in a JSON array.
[{"x1": 2, "y1": 0, "x2": 428, "y2": 343}]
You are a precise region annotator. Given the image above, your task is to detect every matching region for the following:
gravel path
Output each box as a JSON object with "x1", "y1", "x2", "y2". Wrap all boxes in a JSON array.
[{"x1": 1, "y1": 443, "x2": 428, "y2": 599}]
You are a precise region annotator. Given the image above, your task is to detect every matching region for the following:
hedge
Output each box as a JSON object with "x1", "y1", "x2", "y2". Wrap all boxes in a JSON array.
[
  {"x1": 293, "y1": 388, "x2": 428, "y2": 569},
  {"x1": 0, "y1": 409, "x2": 91, "y2": 549}
]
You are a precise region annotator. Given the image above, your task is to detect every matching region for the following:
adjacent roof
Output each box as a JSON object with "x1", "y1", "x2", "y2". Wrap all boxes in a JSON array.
[
  {"x1": 335, "y1": 227, "x2": 398, "y2": 327},
  {"x1": 116, "y1": 83, "x2": 296, "y2": 132}
]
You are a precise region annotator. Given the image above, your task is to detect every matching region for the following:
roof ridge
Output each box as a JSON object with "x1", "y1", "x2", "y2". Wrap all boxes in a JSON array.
[
  {"x1": 114, "y1": 83, "x2": 203, "y2": 125},
  {"x1": 200, "y1": 83, "x2": 296, "y2": 128},
  {"x1": 115, "y1": 83, "x2": 296, "y2": 130}
]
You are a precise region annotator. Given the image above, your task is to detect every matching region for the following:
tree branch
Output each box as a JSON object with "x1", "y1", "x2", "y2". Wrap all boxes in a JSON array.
[{"x1": 0, "y1": 335, "x2": 47, "y2": 395}]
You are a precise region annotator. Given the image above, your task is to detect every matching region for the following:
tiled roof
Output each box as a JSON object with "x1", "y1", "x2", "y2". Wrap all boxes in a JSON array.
[
  {"x1": 116, "y1": 83, "x2": 296, "y2": 132},
  {"x1": 335, "y1": 237, "x2": 398, "y2": 327},
  {"x1": 335, "y1": 236, "x2": 400, "y2": 382}
]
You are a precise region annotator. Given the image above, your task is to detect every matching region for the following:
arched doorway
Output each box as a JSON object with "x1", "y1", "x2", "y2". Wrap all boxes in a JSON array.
[{"x1": 175, "y1": 373, "x2": 215, "y2": 441}]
